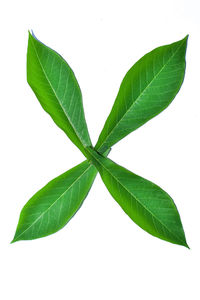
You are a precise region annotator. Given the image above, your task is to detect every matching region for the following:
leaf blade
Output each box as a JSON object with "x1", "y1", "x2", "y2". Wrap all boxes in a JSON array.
[
  {"x1": 86, "y1": 147, "x2": 188, "y2": 247},
  {"x1": 27, "y1": 32, "x2": 91, "y2": 155},
  {"x1": 95, "y1": 36, "x2": 188, "y2": 153},
  {"x1": 12, "y1": 160, "x2": 97, "y2": 242}
]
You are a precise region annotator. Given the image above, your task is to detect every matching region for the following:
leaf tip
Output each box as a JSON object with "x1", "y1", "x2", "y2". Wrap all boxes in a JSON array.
[
  {"x1": 28, "y1": 30, "x2": 39, "y2": 42},
  {"x1": 28, "y1": 30, "x2": 33, "y2": 38},
  {"x1": 181, "y1": 34, "x2": 189, "y2": 48},
  {"x1": 180, "y1": 237, "x2": 190, "y2": 249},
  {"x1": 10, "y1": 237, "x2": 17, "y2": 244},
  {"x1": 185, "y1": 242, "x2": 190, "y2": 250},
  {"x1": 177, "y1": 35, "x2": 189, "y2": 49},
  {"x1": 184, "y1": 34, "x2": 189, "y2": 42},
  {"x1": 10, "y1": 232, "x2": 21, "y2": 244}
]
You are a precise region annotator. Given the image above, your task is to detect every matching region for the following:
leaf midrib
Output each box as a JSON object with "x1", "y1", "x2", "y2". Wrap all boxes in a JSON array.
[
  {"x1": 14, "y1": 162, "x2": 93, "y2": 241},
  {"x1": 96, "y1": 39, "x2": 185, "y2": 152},
  {"x1": 87, "y1": 148, "x2": 185, "y2": 245},
  {"x1": 30, "y1": 37, "x2": 87, "y2": 149}
]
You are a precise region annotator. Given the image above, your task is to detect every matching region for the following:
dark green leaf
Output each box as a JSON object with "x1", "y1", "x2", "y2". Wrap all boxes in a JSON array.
[
  {"x1": 11, "y1": 160, "x2": 97, "y2": 242},
  {"x1": 27, "y1": 32, "x2": 91, "y2": 156},
  {"x1": 95, "y1": 36, "x2": 188, "y2": 153},
  {"x1": 86, "y1": 147, "x2": 188, "y2": 247}
]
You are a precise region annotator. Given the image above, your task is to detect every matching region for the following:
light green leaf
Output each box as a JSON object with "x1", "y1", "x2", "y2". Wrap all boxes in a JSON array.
[
  {"x1": 27, "y1": 32, "x2": 91, "y2": 156},
  {"x1": 11, "y1": 160, "x2": 97, "y2": 242},
  {"x1": 95, "y1": 36, "x2": 188, "y2": 153},
  {"x1": 86, "y1": 147, "x2": 188, "y2": 247}
]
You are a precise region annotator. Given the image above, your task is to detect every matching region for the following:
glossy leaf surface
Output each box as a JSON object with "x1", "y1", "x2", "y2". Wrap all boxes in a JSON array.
[
  {"x1": 12, "y1": 35, "x2": 188, "y2": 246},
  {"x1": 12, "y1": 161, "x2": 97, "y2": 242},
  {"x1": 86, "y1": 147, "x2": 188, "y2": 247},
  {"x1": 27, "y1": 32, "x2": 91, "y2": 155},
  {"x1": 95, "y1": 36, "x2": 188, "y2": 153}
]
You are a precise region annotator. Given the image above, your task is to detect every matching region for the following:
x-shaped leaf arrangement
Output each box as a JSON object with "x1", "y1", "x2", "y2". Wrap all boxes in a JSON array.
[{"x1": 12, "y1": 32, "x2": 189, "y2": 247}]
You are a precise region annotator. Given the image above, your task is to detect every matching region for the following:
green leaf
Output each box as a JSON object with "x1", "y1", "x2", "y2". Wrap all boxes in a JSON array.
[
  {"x1": 12, "y1": 34, "x2": 189, "y2": 246},
  {"x1": 95, "y1": 36, "x2": 188, "y2": 153},
  {"x1": 11, "y1": 160, "x2": 97, "y2": 242},
  {"x1": 86, "y1": 147, "x2": 188, "y2": 247},
  {"x1": 27, "y1": 32, "x2": 91, "y2": 156}
]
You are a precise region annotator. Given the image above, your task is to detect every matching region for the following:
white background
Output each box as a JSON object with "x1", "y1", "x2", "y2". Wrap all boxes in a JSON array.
[{"x1": 1, "y1": 0, "x2": 200, "y2": 299}]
